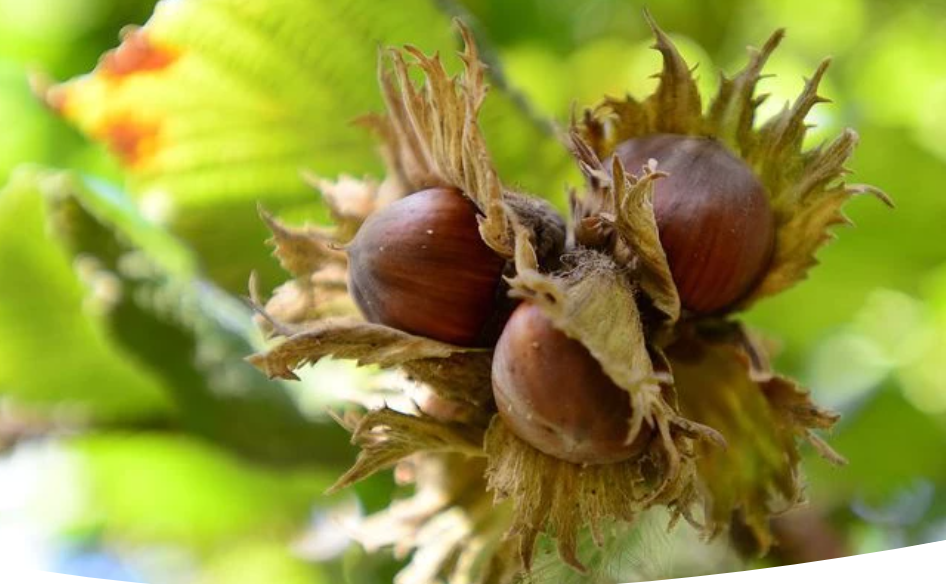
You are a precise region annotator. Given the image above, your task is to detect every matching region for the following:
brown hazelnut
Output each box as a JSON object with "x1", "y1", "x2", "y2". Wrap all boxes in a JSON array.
[
  {"x1": 347, "y1": 187, "x2": 507, "y2": 346},
  {"x1": 491, "y1": 302, "x2": 651, "y2": 465},
  {"x1": 613, "y1": 134, "x2": 775, "y2": 314}
]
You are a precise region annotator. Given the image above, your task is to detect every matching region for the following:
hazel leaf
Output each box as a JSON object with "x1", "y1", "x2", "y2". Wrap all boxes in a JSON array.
[
  {"x1": 39, "y1": 0, "x2": 430, "y2": 290},
  {"x1": 30, "y1": 169, "x2": 353, "y2": 466},
  {"x1": 39, "y1": 0, "x2": 573, "y2": 292}
]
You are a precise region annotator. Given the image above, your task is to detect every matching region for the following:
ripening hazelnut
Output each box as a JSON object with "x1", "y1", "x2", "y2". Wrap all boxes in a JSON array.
[
  {"x1": 347, "y1": 187, "x2": 507, "y2": 346},
  {"x1": 491, "y1": 302, "x2": 652, "y2": 465},
  {"x1": 613, "y1": 134, "x2": 775, "y2": 314}
]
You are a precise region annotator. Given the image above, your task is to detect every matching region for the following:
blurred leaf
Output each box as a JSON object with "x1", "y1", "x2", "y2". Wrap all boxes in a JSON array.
[
  {"x1": 0, "y1": 0, "x2": 157, "y2": 78},
  {"x1": 0, "y1": 170, "x2": 172, "y2": 421},
  {"x1": 0, "y1": 64, "x2": 54, "y2": 182},
  {"x1": 44, "y1": 0, "x2": 573, "y2": 291},
  {"x1": 807, "y1": 387, "x2": 946, "y2": 505},
  {"x1": 739, "y1": 0, "x2": 866, "y2": 56},
  {"x1": 25, "y1": 167, "x2": 353, "y2": 466},
  {"x1": 501, "y1": 33, "x2": 717, "y2": 122},
  {"x1": 76, "y1": 434, "x2": 336, "y2": 550},
  {"x1": 341, "y1": 544, "x2": 401, "y2": 584},
  {"x1": 196, "y1": 541, "x2": 327, "y2": 584}
]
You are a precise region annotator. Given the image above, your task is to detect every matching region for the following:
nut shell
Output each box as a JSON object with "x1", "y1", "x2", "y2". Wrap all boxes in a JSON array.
[
  {"x1": 491, "y1": 302, "x2": 650, "y2": 465},
  {"x1": 614, "y1": 134, "x2": 775, "y2": 314},
  {"x1": 347, "y1": 187, "x2": 507, "y2": 346}
]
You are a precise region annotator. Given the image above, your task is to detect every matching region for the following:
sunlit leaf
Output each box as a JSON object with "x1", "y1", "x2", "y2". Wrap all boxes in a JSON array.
[
  {"x1": 197, "y1": 541, "x2": 329, "y2": 584},
  {"x1": 43, "y1": 0, "x2": 573, "y2": 291}
]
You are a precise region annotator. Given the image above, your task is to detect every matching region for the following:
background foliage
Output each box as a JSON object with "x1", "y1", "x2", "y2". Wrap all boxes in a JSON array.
[{"x1": 1, "y1": 0, "x2": 945, "y2": 582}]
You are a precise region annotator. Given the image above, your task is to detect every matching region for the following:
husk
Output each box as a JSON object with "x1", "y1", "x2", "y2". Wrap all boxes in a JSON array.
[
  {"x1": 358, "y1": 20, "x2": 516, "y2": 257},
  {"x1": 505, "y1": 232, "x2": 721, "y2": 450},
  {"x1": 487, "y1": 232, "x2": 723, "y2": 571},
  {"x1": 575, "y1": 12, "x2": 890, "y2": 311},
  {"x1": 667, "y1": 326, "x2": 844, "y2": 553},
  {"x1": 301, "y1": 172, "x2": 401, "y2": 244},
  {"x1": 353, "y1": 454, "x2": 520, "y2": 584},
  {"x1": 568, "y1": 132, "x2": 680, "y2": 322},
  {"x1": 247, "y1": 13, "x2": 863, "y2": 582},
  {"x1": 252, "y1": 208, "x2": 354, "y2": 331},
  {"x1": 484, "y1": 418, "x2": 698, "y2": 572},
  {"x1": 247, "y1": 316, "x2": 493, "y2": 407},
  {"x1": 328, "y1": 408, "x2": 485, "y2": 493}
]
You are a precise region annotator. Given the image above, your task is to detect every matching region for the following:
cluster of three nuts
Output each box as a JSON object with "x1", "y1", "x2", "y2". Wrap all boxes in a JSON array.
[{"x1": 347, "y1": 134, "x2": 775, "y2": 465}]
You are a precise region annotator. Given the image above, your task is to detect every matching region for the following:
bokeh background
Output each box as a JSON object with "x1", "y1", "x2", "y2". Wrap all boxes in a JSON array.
[{"x1": 2, "y1": 0, "x2": 946, "y2": 582}]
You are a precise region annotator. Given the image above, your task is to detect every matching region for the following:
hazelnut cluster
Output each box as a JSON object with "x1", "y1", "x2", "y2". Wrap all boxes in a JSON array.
[{"x1": 249, "y1": 15, "x2": 888, "y2": 583}]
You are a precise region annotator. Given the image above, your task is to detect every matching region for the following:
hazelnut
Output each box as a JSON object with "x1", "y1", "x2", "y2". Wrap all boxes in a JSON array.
[
  {"x1": 613, "y1": 134, "x2": 775, "y2": 314},
  {"x1": 347, "y1": 187, "x2": 507, "y2": 346},
  {"x1": 491, "y1": 302, "x2": 651, "y2": 465}
]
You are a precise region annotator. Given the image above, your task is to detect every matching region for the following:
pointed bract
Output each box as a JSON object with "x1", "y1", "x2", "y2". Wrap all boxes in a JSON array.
[
  {"x1": 329, "y1": 408, "x2": 484, "y2": 492},
  {"x1": 247, "y1": 316, "x2": 494, "y2": 406},
  {"x1": 667, "y1": 330, "x2": 844, "y2": 552},
  {"x1": 577, "y1": 21, "x2": 888, "y2": 308}
]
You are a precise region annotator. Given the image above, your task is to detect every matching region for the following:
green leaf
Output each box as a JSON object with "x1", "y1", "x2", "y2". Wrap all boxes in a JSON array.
[
  {"x1": 0, "y1": 169, "x2": 173, "y2": 421},
  {"x1": 75, "y1": 433, "x2": 338, "y2": 550},
  {"x1": 30, "y1": 167, "x2": 354, "y2": 466},
  {"x1": 806, "y1": 387, "x2": 946, "y2": 505},
  {"x1": 197, "y1": 541, "x2": 329, "y2": 584},
  {"x1": 44, "y1": 0, "x2": 573, "y2": 292}
]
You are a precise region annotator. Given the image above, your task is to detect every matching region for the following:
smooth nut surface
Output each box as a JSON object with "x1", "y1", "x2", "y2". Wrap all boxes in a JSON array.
[
  {"x1": 492, "y1": 302, "x2": 650, "y2": 465},
  {"x1": 347, "y1": 187, "x2": 506, "y2": 346},
  {"x1": 614, "y1": 134, "x2": 776, "y2": 314}
]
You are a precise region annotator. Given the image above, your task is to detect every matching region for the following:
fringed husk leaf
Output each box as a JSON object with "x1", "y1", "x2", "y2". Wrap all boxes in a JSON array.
[
  {"x1": 359, "y1": 21, "x2": 517, "y2": 257},
  {"x1": 354, "y1": 454, "x2": 520, "y2": 584},
  {"x1": 568, "y1": 132, "x2": 680, "y2": 322},
  {"x1": 247, "y1": 317, "x2": 493, "y2": 406},
  {"x1": 329, "y1": 408, "x2": 484, "y2": 492},
  {"x1": 667, "y1": 328, "x2": 844, "y2": 553},
  {"x1": 489, "y1": 233, "x2": 723, "y2": 571},
  {"x1": 253, "y1": 209, "x2": 355, "y2": 332},
  {"x1": 484, "y1": 418, "x2": 698, "y2": 573},
  {"x1": 576, "y1": 15, "x2": 889, "y2": 311},
  {"x1": 301, "y1": 172, "x2": 400, "y2": 244},
  {"x1": 505, "y1": 232, "x2": 720, "y2": 450}
]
